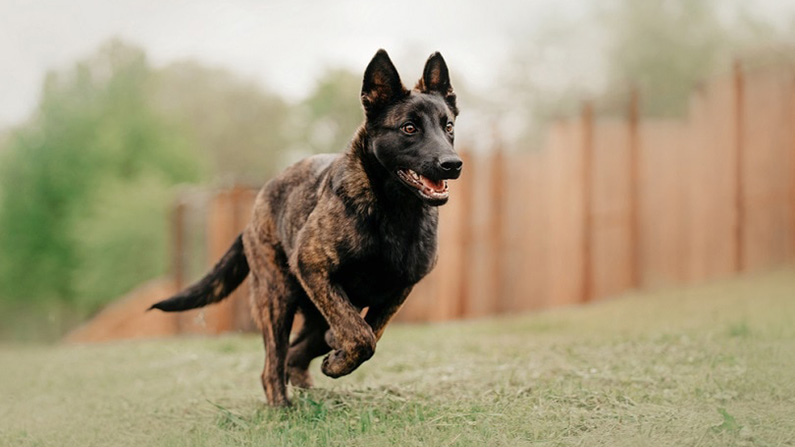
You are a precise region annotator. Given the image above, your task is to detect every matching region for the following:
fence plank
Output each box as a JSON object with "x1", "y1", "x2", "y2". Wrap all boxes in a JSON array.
[
  {"x1": 628, "y1": 88, "x2": 642, "y2": 289},
  {"x1": 547, "y1": 121, "x2": 586, "y2": 307},
  {"x1": 733, "y1": 61, "x2": 746, "y2": 272},
  {"x1": 742, "y1": 67, "x2": 795, "y2": 270},
  {"x1": 591, "y1": 118, "x2": 632, "y2": 300},
  {"x1": 581, "y1": 102, "x2": 595, "y2": 302}
]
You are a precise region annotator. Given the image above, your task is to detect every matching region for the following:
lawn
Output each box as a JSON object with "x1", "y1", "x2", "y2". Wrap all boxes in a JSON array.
[{"x1": 2, "y1": 269, "x2": 794, "y2": 447}]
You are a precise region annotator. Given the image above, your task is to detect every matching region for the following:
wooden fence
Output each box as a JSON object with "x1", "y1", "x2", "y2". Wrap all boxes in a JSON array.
[{"x1": 163, "y1": 62, "x2": 795, "y2": 333}]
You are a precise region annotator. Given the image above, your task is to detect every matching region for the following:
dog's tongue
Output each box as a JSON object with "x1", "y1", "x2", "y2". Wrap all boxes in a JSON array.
[{"x1": 420, "y1": 176, "x2": 445, "y2": 192}]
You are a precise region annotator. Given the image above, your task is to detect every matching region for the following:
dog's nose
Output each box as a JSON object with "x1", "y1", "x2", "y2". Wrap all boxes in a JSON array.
[{"x1": 438, "y1": 156, "x2": 463, "y2": 172}]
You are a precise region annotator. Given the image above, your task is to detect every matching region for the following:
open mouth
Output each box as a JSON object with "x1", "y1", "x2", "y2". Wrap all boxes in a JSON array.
[{"x1": 396, "y1": 169, "x2": 450, "y2": 201}]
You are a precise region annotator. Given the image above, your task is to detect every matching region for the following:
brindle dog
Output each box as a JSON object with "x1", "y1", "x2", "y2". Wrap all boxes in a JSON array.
[{"x1": 150, "y1": 49, "x2": 462, "y2": 407}]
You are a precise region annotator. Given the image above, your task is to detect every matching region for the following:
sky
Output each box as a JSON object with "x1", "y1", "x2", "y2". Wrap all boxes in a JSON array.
[
  {"x1": 0, "y1": 0, "x2": 589, "y2": 128},
  {"x1": 1, "y1": 0, "x2": 793, "y2": 129}
]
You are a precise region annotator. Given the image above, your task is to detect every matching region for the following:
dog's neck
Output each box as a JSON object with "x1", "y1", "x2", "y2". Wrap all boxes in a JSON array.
[{"x1": 336, "y1": 125, "x2": 428, "y2": 218}]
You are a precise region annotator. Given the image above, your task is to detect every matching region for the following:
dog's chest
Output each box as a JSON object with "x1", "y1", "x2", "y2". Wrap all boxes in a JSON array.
[
  {"x1": 376, "y1": 208, "x2": 438, "y2": 278},
  {"x1": 335, "y1": 211, "x2": 438, "y2": 306}
]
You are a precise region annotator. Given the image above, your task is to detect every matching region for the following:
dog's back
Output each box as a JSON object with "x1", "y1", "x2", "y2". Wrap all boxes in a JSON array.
[{"x1": 251, "y1": 153, "x2": 340, "y2": 250}]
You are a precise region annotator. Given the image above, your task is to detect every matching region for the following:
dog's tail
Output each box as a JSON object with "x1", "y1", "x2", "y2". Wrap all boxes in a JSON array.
[{"x1": 149, "y1": 234, "x2": 250, "y2": 312}]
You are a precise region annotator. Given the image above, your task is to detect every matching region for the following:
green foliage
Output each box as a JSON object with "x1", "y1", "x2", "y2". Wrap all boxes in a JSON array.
[
  {"x1": 0, "y1": 39, "x2": 369, "y2": 340},
  {"x1": 155, "y1": 61, "x2": 292, "y2": 183},
  {"x1": 0, "y1": 40, "x2": 202, "y2": 324},
  {"x1": 299, "y1": 69, "x2": 363, "y2": 155},
  {"x1": 70, "y1": 174, "x2": 175, "y2": 312},
  {"x1": 496, "y1": 0, "x2": 782, "y2": 145},
  {"x1": 600, "y1": 0, "x2": 729, "y2": 115},
  {"x1": 600, "y1": 0, "x2": 775, "y2": 116}
]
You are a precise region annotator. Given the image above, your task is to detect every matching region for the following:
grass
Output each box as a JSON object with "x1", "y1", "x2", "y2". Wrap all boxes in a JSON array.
[{"x1": 2, "y1": 269, "x2": 795, "y2": 446}]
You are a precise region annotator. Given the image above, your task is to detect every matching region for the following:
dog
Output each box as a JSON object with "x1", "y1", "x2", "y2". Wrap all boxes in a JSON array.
[{"x1": 150, "y1": 49, "x2": 462, "y2": 407}]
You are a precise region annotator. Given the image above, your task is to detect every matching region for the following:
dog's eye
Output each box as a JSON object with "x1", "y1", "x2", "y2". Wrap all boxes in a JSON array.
[
  {"x1": 401, "y1": 123, "x2": 418, "y2": 135},
  {"x1": 446, "y1": 122, "x2": 454, "y2": 134}
]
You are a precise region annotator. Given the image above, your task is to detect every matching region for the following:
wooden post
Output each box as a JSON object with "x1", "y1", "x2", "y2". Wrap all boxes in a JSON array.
[
  {"x1": 171, "y1": 199, "x2": 186, "y2": 292},
  {"x1": 171, "y1": 198, "x2": 187, "y2": 332},
  {"x1": 628, "y1": 87, "x2": 642, "y2": 289},
  {"x1": 789, "y1": 78, "x2": 795, "y2": 259},
  {"x1": 230, "y1": 186, "x2": 256, "y2": 332},
  {"x1": 196, "y1": 190, "x2": 235, "y2": 333},
  {"x1": 490, "y1": 146, "x2": 505, "y2": 314},
  {"x1": 456, "y1": 151, "x2": 474, "y2": 318},
  {"x1": 581, "y1": 101, "x2": 594, "y2": 302},
  {"x1": 733, "y1": 60, "x2": 745, "y2": 273}
]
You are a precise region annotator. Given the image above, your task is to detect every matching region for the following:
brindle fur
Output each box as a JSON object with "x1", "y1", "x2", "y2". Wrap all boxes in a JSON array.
[{"x1": 150, "y1": 49, "x2": 462, "y2": 406}]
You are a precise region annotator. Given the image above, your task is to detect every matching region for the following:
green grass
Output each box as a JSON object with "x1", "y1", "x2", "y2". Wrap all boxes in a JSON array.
[{"x1": 2, "y1": 269, "x2": 795, "y2": 446}]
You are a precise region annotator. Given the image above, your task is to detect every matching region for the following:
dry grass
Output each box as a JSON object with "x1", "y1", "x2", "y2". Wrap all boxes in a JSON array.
[{"x1": 2, "y1": 269, "x2": 794, "y2": 446}]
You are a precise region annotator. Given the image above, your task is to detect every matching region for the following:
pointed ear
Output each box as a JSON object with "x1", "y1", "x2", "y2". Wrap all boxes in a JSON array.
[
  {"x1": 361, "y1": 49, "x2": 407, "y2": 116},
  {"x1": 416, "y1": 52, "x2": 457, "y2": 115}
]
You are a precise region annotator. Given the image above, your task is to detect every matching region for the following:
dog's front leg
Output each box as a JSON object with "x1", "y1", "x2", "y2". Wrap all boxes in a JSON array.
[
  {"x1": 364, "y1": 287, "x2": 413, "y2": 341},
  {"x1": 292, "y1": 250, "x2": 376, "y2": 378},
  {"x1": 324, "y1": 287, "x2": 412, "y2": 349}
]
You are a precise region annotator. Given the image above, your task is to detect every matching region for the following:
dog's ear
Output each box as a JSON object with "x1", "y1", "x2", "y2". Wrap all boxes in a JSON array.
[
  {"x1": 361, "y1": 49, "x2": 407, "y2": 116},
  {"x1": 416, "y1": 52, "x2": 458, "y2": 116}
]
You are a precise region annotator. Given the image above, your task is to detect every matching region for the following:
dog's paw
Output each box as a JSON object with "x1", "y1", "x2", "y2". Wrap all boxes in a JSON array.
[{"x1": 321, "y1": 350, "x2": 355, "y2": 378}]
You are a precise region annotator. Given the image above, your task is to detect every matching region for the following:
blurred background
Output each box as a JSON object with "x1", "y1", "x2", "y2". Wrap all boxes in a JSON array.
[{"x1": 1, "y1": 0, "x2": 795, "y2": 342}]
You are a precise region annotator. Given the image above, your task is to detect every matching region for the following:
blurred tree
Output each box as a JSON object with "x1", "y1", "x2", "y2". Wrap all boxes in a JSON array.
[
  {"x1": 0, "y1": 40, "x2": 373, "y2": 339},
  {"x1": 155, "y1": 62, "x2": 291, "y2": 184},
  {"x1": 0, "y1": 40, "x2": 202, "y2": 326},
  {"x1": 600, "y1": 0, "x2": 776, "y2": 116},
  {"x1": 0, "y1": 39, "x2": 375, "y2": 340},
  {"x1": 70, "y1": 174, "x2": 177, "y2": 312},
  {"x1": 491, "y1": 0, "x2": 781, "y2": 150},
  {"x1": 299, "y1": 69, "x2": 363, "y2": 155},
  {"x1": 495, "y1": 17, "x2": 605, "y2": 148}
]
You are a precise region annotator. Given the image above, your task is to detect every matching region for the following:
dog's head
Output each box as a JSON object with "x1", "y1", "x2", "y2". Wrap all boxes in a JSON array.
[{"x1": 360, "y1": 49, "x2": 462, "y2": 206}]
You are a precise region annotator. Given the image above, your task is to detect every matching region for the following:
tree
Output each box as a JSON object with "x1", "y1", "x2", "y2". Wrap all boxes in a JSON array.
[
  {"x1": 155, "y1": 61, "x2": 292, "y2": 183},
  {"x1": 299, "y1": 69, "x2": 364, "y2": 155},
  {"x1": 0, "y1": 40, "x2": 202, "y2": 323},
  {"x1": 600, "y1": 0, "x2": 775, "y2": 116}
]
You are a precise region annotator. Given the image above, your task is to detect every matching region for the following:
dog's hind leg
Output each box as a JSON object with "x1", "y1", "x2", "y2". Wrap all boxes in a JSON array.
[
  {"x1": 248, "y1": 241, "x2": 298, "y2": 407},
  {"x1": 286, "y1": 307, "x2": 331, "y2": 388}
]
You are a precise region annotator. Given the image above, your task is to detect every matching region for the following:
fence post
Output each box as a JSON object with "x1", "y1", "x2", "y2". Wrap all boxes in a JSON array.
[
  {"x1": 200, "y1": 190, "x2": 236, "y2": 333},
  {"x1": 230, "y1": 186, "x2": 257, "y2": 332},
  {"x1": 581, "y1": 101, "x2": 594, "y2": 302},
  {"x1": 733, "y1": 60, "x2": 745, "y2": 273},
  {"x1": 792, "y1": 76, "x2": 795, "y2": 260},
  {"x1": 628, "y1": 87, "x2": 642, "y2": 289},
  {"x1": 490, "y1": 146, "x2": 505, "y2": 314},
  {"x1": 171, "y1": 198, "x2": 188, "y2": 330},
  {"x1": 456, "y1": 151, "x2": 474, "y2": 318},
  {"x1": 171, "y1": 199, "x2": 186, "y2": 292}
]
